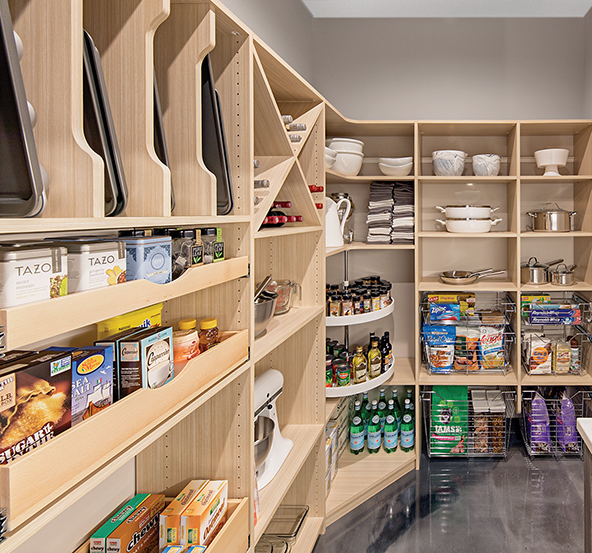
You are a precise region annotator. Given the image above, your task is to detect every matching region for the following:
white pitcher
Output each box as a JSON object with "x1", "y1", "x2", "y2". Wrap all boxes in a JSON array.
[{"x1": 325, "y1": 196, "x2": 351, "y2": 247}]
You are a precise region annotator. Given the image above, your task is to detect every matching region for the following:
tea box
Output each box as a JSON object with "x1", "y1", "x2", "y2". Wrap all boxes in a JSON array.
[{"x1": 121, "y1": 235, "x2": 172, "y2": 284}]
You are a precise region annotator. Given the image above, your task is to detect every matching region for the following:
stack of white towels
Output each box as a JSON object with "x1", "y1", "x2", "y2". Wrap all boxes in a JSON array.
[{"x1": 366, "y1": 181, "x2": 414, "y2": 244}]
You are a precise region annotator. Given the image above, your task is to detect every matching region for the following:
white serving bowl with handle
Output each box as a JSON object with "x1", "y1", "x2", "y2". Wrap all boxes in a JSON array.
[
  {"x1": 327, "y1": 137, "x2": 364, "y2": 153},
  {"x1": 435, "y1": 217, "x2": 503, "y2": 233},
  {"x1": 331, "y1": 150, "x2": 364, "y2": 176},
  {"x1": 435, "y1": 205, "x2": 500, "y2": 219}
]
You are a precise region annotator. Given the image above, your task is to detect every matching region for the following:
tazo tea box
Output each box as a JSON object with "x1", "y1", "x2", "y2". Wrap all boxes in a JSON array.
[
  {"x1": 180, "y1": 480, "x2": 228, "y2": 547},
  {"x1": 48, "y1": 346, "x2": 113, "y2": 426},
  {"x1": 90, "y1": 494, "x2": 149, "y2": 553},
  {"x1": 106, "y1": 494, "x2": 165, "y2": 553},
  {"x1": 0, "y1": 349, "x2": 72, "y2": 464},
  {"x1": 118, "y1": 327, "x2": 173, "y2": 398},
  {"x1": 160, "y1": 479, "x2": 209, "y2": 549},
  {"x1": 56, "y1": 240, "x2": 126, "y2": 292},
  {"x1": 0, "y1": 245, "x2": 67, "y2": 307}
]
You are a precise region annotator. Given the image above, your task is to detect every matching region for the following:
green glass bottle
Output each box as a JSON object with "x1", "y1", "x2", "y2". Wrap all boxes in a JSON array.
[
  {"x1": 350, "y1": 400, "x2": 365, "y2": 455},
  {"x1": 367, "y1": 400, "x2": 381, "y2": 454},
  {"x1": 377, "y1": 388, "x2": 388, "y2": 434},
  {"x1": 400, "y1": 398, "x2": 415, "y2": 452},
  {"x1": 391, "y1": 389, "x2": 403, "y2": 430},
  {"x1": 383, "y1": 399, "x2": 398, "y2": 453},
  {"x1": 360, "y1": 392, "x2": 370, "y2": 436}
]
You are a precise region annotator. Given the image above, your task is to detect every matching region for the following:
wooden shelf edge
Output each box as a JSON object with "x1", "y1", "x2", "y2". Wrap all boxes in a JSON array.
[
  {"x1": 253, "y1": 306, "x2": 324, "y2": 362},
  {"x1": 254, "y1": 225, "x2": 323, "y2": 239},
  {"x1": 254, "y1": 424, "x2": 324, "y2": 544},
  {"x1": 521, "y1": 372, "x2": 592, "y2": 385},
  {"x1": 0, "y1": 330, "x2": 249, "y2": 534},
  {"x1": 418, "y1": 368, "x2": 518, "y2": 385},
  {"x1": 289, "y1": 516, "x2": 324, "y2": 553},
  {"x1": 327, "y1": 243, "x2": 415, "y2": 257},
  {"x1": 325, "y1": 452, "x2": 416, "y2": 526},
  {"x1": 1, "y1": 257, "x2": 248, "y2": 350}
]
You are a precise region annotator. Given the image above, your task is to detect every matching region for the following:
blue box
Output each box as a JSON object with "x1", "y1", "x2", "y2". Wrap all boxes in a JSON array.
[{"x1": 121, "y1": 236, "x2": 171, "y2": 284}]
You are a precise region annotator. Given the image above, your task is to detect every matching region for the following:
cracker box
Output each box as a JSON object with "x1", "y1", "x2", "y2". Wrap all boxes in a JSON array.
[
  {"x1": 95, "y1": 327, "x2": 144, "y2": 401},
  {"x1": 186, "y1": 547, "x2": 207, "y2": 553},
  {"x1": 106, "y1": 494, "x2": 165, "y2": 553},
  {"x1": 90, "y1": 494, "x2": 149, "y2": 553},
  {"x1": 48, "y1": 346, "x2": 113, "y2": 426},
  {"x1": 159, "y1": 479, "x2": 209, "y2": 549},
  {"x1": 161, "y1": 547, "x2": 184, "y2": 553},
  {"x1": 180, "y1": 480, "x2": 228, "y2": 547},
  {"x1": 0, "y1": 349, "x2": 72, "y2": 464},
  {"x1": 118, "y1": 326, "x2": 174, "y2": 398}
]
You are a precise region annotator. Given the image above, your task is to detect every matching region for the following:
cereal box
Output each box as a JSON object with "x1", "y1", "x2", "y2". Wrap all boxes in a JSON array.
[
  {"x1": 180, "y1": 480, "x2": 228, "y2": 547},
  {"x1": 90, "y1": 494, "x2": 149, "y2": 553},
  {"x1": 0, "y1": 350, "x2": 72, "y2": 464},
  {"x1": 48, "y1": 346, "x2": 113, "y2": 426},
  {"x1": 118, "y1": 326, "x2": 174, "y2": 398},
  {"x1": 159, "y1": 479, "x2": 209, "y2": 549},
  {"x1": 106, "y1": 494, "x2": 165, "y2": 553}
]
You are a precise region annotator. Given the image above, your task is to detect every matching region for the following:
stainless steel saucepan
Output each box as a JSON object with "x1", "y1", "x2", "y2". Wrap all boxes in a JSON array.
[{"x1": 521, "y1": 257, "x2": 563, "y2": 284}]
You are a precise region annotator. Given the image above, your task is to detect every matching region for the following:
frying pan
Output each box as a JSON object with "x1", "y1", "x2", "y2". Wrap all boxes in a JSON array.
[{"x1": 439, "y1": 268, "x2": 506, "y2": 285}]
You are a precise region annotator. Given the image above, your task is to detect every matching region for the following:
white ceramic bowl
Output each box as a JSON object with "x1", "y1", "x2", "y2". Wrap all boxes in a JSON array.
[
  {"x1": 325, "y1": 146, "x2": 337, "y2": 159},
  {"x1": 432, "y1": 150, "x2": 467, "y2": 176},
  {"x1": 378, "y1": 162, "x2": 412, "y2": 177},
  {"x1": 328, "y1": 137, "x2": 364, "y2": 154},
  {"x1": 534, "y1": 148, "x2": 569, "y2": 176},
  {"x1": 435, "y1": 217, "x2": 502, "y2": 233},
  {"x1": 325, "y1": 154, "x2": 336, "y2": 169},
  {"x1": 379, "y1": 156, "x2": 413, "y2": 167},
  {"x1": 472, "y1": 154, "x2": 501, "y2": 176},
  {"x1": 331, "y1": 150, "x2": 364, "y2": 176}
]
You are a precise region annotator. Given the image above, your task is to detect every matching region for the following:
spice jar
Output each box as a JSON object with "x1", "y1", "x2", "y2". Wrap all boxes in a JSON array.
[
  {"x1": 380, "y1": 287, "x2": 389, "y2": 309},
  {"x1": 201, "y1": 228, "x2": 217, "y2": 264},
  {"x1": 173, "y1": 318, "x2": 199, "y2": 368},
  {"x1": 171, "y1": 229, "x2": 195, "y2": 280},
  {"x1": 342, "y1": 294, "x2": 353, "y2": 316},
  {"x1": 198, "y1": 318, "x2": 219, "y2": 352},
  {"x1": 371, "y1": 288, "x2": 381, "y2": 312},
  {"x1": 329, "y1": 295, "x2": 341, "y2": 317},
  {"x1": 192, "y1": 229, "x2": 204, "y2": 266},
  {"x1": 326, "y1": 355, "x2": 335, "y2": 387},
  {"x1": 363, "y1": 293, "x2": 371, "y2": 313},
  {"x1": 352, "y1": 294, "x2": 362, "y2": 315}
]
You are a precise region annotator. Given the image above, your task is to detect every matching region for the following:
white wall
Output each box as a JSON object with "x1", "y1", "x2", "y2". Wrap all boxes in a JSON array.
[
  {"x1": 222, "y1": 0, "x2": 314, "y2": 82},
  {"x1": 311, "y1": 18, "x2": 586, "y2": 120}
]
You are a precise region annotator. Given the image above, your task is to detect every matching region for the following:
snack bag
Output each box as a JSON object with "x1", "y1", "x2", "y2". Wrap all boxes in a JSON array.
[
  {"x1": 430, "y1": 386, "x2": 468, "y2": 456},
  {"x1": 454, "y1": 327, "x2": 479, "y2": 371},
  {"x1": 526, "y1": 391, "x2": 551, "y2": 453},
  {"x1": 479, "y1": 326, "x2": 504, "y2": 369},
  {"x1": 424, "y1": 325, "x2": 456, "y2": 373},
  {"x1": 556, "y1": 390, "x2": 579, "y2": 453},
  {"x1": 527, "y1": 334, "x2": 552, "y2": 374}
]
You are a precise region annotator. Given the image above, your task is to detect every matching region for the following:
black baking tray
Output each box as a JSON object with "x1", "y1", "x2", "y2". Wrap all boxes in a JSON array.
[
  {"x1": 202, "y1": 53, "x2": 233, "y2": 215},
  {"x1": 0, "y1": 0, "x2": 45, "y2": 217}
]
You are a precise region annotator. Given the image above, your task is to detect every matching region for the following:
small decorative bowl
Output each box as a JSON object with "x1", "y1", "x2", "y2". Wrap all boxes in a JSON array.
[
  {"x1": 472, "y1": 154, "x2": 501, "y2": 176},
  {"x1": 432, "y1": 150, "x2": 467, "y2": 176}
]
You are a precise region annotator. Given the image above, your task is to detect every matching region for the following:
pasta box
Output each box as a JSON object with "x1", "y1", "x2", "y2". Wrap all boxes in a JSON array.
[
  {"x1": 118, "y1": 326, "x2": 174, "y2": 398},
  {"x1": 47, "y1": 346, "x2": 113, "y2": 426},
  {"x1": 0, "y1": 349, "x2": 72, "y2": 464},
  {"x1": 180, "y1": 480, "x2": 228, "y2": 547}
]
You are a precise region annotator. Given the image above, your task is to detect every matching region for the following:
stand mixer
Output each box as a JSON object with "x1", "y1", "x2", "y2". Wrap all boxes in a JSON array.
[{"x1": 254, "y1": 369, "x2": 293, "y2": 489}]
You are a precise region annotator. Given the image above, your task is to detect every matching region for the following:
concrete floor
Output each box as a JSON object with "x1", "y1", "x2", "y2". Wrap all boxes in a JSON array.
[{"x1": 313, "y1": 427, "x2": 584, "y2": 553}]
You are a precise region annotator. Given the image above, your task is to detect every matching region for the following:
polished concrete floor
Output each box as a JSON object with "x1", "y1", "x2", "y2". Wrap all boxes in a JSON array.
[{"x1": 313, "y1": 426, "x2": 584, "y2": 553}]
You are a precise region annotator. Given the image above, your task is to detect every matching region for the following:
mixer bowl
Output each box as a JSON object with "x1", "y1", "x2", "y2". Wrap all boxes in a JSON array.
[
  {"x1": 254, "y1": 293, "x2": 277, "y2": 337},
  {"x1": 255, "y1": 415, "x2": 275, "y2": 470}
]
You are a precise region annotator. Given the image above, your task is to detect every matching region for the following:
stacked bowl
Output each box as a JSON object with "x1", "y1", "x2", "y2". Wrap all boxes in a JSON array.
[
  {"x1": 326, "y1": 137, "x2": 364, "y2": 176},
  {"x1": 378, "y1": 156, "x2": 413, "y2": 176}
]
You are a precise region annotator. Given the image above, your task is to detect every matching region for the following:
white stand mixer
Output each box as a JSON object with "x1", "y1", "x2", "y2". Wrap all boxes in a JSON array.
[{"x1": 254, "y1": 369, "x2": 293, "y2": 489}]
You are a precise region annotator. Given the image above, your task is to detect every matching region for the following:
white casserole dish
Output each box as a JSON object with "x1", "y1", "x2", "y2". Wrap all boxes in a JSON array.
[
  {"x1": 435, "y1": 217, "x2": 502, "y2": 233},
  {"x1": 327, "y1": 137, "x2": 364, "y2": 153},
  {"x1": 436, "y1": 205, "x2": 500, "y2": 219}
]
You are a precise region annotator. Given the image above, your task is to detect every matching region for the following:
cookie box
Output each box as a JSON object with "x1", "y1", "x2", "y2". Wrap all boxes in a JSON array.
[
  {"x1": 121, "y1": 235, "x2": 172, "y2": 284},
  {"x1": 118, "y1": 326, "x2": 174, "y2": 398},
  {"x1": 0, "y1": 349, "x2": 72, "y2": 464},
  {"x1": 180, "y1": 480, "x2": 228, "y2": 547},
  {"x1": 105, "y1": 494, "x2": 165, "y2": 553},
  {"x1": 47, "y1": 346, "x2": 113, "y2": 426},
  {"x1": 0, "y1": 245, "x2": 67, "y2": 307}
]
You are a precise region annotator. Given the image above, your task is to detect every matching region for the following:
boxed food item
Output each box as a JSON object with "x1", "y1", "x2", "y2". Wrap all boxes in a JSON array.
[
  {"x1": 528, "y1": 304, "x2": 581, "y2": 325},
  {"x1": 118, "y1": 326, "x2": 174, "y2": 397},
  {"x1": 430, "y1": 386, "x2": 468, "y2": 456},
  {"x1": 95, "y1": 327, "x2": 145, "y2": 401},
  {"x1": 121, "y1": 235, "x2": 172, "y2": 284},
  {"x1": 0, "y1": 350, "x2": 37, "y2": 366},
  {"x1": 96, "y1": 303, "x2": 163, "y2": 340},
  {"x1": 90, "y1": 494, "x2": 150, "y2": 553},
  {"x1": 0, "y1": 245, "x2": 67, "y2": 307},
  {"x1": 428, "y1": 293, "x2": 475, "y2": 316},
  {"x1": 161, "y1": 547, "x2": 184, "y2": 553},
  {"x1": 521, "y1": 294, "x2": 551, "y2": 315},
  {"x1": 186, "y1": 547, "x2": 207, "y2": 553},
  {"x1": 429, "y1": 302, "x2": 460, "y2": 323},
  {"x1": 48, "y1": 346, "x2": 113, "y2": 426},
  {"x1": 180, "y1": 480, "x2": 228, "y2": 547},
  {"x1": 553, "y1": 341, "x2": 571, "y2": 374},
  {"x1": 0, "y1": 349, "x2": 72, "y2": 464},
  {"x1": 56, "y1": 240, "x2": 126, "y2": 292},
  {"x1": 159, "y1": 479, "x2": 209, "y2": 549},
  {"x1": 106, "y1": 493, "x2": 165, "y2": 553}
]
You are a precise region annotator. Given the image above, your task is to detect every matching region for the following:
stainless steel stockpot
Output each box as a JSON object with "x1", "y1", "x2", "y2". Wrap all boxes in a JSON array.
[{"x1": 526, "y1": 202, "x2": 577, "y2": 232}]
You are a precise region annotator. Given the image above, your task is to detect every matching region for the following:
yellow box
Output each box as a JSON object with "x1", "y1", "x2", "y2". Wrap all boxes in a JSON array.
[
  {"x1": 180, "y1": 480, "x2": 228, "y2": 547},
  {"x1": 161, "y1": 547, "x2": 184, "y2": 553},
  {"x1": 159, "y1": 479, "x2": 209, "y2": 549},
  {"x1": 96, "y1": 303, "x2": 163, "y2": 340}
]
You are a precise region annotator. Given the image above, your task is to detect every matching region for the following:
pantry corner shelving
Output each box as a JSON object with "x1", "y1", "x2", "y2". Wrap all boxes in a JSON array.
[
  {"x1": 326, "y1": 363, "x2": 395, "y2": 397},
  {"x1": 326, "y1": 300, "x2": 395, "y2": 327}
]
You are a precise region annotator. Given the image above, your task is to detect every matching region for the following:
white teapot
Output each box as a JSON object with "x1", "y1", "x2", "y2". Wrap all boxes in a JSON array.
[{"x1": 325, "y1": 196, "x2": 351, "y2": 247}]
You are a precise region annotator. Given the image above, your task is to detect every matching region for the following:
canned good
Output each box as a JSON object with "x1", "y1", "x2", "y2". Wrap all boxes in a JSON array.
[
  {"x1": 334, "y1": 360, "x2": 350, "y2": 386},
  {"x1": 326, "y1": 355, "x2": 334, "y2": 387}
]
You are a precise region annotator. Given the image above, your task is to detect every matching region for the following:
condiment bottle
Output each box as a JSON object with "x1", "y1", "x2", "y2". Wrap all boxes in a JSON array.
[
  {"x1": 368, "y1": 339, "x2": 382, "y2": 379},
  {"x1": 192, "y1": 229, "x2": 204, "y2": 266},
  {"x1": 371, "y1": 288, "x2": 381, "y2": 311},
  {"x1": 352, "y1": 345, "x2": 367, "y2": 384},
  {"x1": 201, "y1": 228, "x2": 217, "y2": 264},
  {"x1": 198, "y1": 318, "x2": 219, "y2": 352},
  {"x1": 173, "y1": 318, "x2": 199, "y2": 367},
  {"x1": 342, "y1": 294, "x2": 353, "y2": 316},
  {"x1": 329, "y1": 295, "x2": 341, "y2": 316},
  {"x1": 363, "y1": 294, "x2": 371, "y2": 313},
  {"x1": 213, "y1": 228, "x2": 225, "y2": 262}
]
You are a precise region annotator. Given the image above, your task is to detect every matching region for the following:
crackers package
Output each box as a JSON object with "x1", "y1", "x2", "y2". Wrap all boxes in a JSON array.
[
  {"x1": 106, "y1": 493, "x2": 165, "y2": 553},
  {"x1": 0, "y1": 350, "x2": 72, "y2": 464},
  {"x1": 479, "y1": 326, "x2": 504, "y2": 369},
  {"x1": 159, "y1": 479, "x2": 209, "y2": 549},
  {"x1": 90, "y1": 494, "x2": 149, "y2": 553},
  {"x1": 180, "y1": 480, "x2": 228, "y2": 547}
]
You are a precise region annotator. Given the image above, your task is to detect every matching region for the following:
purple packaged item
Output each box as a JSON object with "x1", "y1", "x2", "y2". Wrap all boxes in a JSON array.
[
  {"x1": 526, "y1": 391, "x2": 551, "y2": 453},
  {"x1": 556, "y1": 390, "x2": 579, "y2": 453}
]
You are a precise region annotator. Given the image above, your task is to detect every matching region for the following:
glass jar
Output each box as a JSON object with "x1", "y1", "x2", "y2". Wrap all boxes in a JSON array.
[
  {"x1": 371, "y1": 289, "x2": 381, "y2": 312},
  {"x1": 363, "y1": 294, "x2": 371, "y2": 313},
  {"x1": 173, "y1": 318, "x2": 199, "y2": 368},
  {"x1": 342, "y1": 294, "x2": 353, "y2": 316},
  {"x1": 213, "y1": 227, "x2": 225, "y2": 262},
  {"x1": 352, "y1": 294, "x2": 362, "y2": 315},
  {"x1": 201, "y1": 228, "x2": 217, "y2": 264},
  {"x1": 329, "y1": 295, "x2": 341, "y2": 317},
  {"x1": 192, "y1": 229, "x2": 204, "y2": 266},
  {"x1": 380, "y1": 287, "x2": 389, "y2": 309},
  {"x1": 198, "y1": 317, "x2": 219, "y2": 352},
  {"x1": 171, "y1": 229, "x2": 195, "y2": 280}
]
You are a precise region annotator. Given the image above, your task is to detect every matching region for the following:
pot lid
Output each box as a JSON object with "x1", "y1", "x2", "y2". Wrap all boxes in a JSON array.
[
  {"x1": 444, "y1": 205, "x2": 491, "y2": 209},
  {"x1": 530, "y1": 202, "x2": 569, "y2": 214},
  {"x1": 446, "y1": 217, "x2": 493, "y2": 221}
]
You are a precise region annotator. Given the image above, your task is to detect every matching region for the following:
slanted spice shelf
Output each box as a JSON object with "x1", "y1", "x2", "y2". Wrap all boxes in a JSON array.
[
  {"x1": 0, "y1": 257, "x2": 248, "y2": 350},
  {"x1": 0, "y1": 330, "x2": 248, "y2": 538}
]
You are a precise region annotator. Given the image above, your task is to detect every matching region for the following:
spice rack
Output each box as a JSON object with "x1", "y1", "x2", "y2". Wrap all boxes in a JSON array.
[{"x1": 326, "y1": 299, "x2": 395, "y2": 327}]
